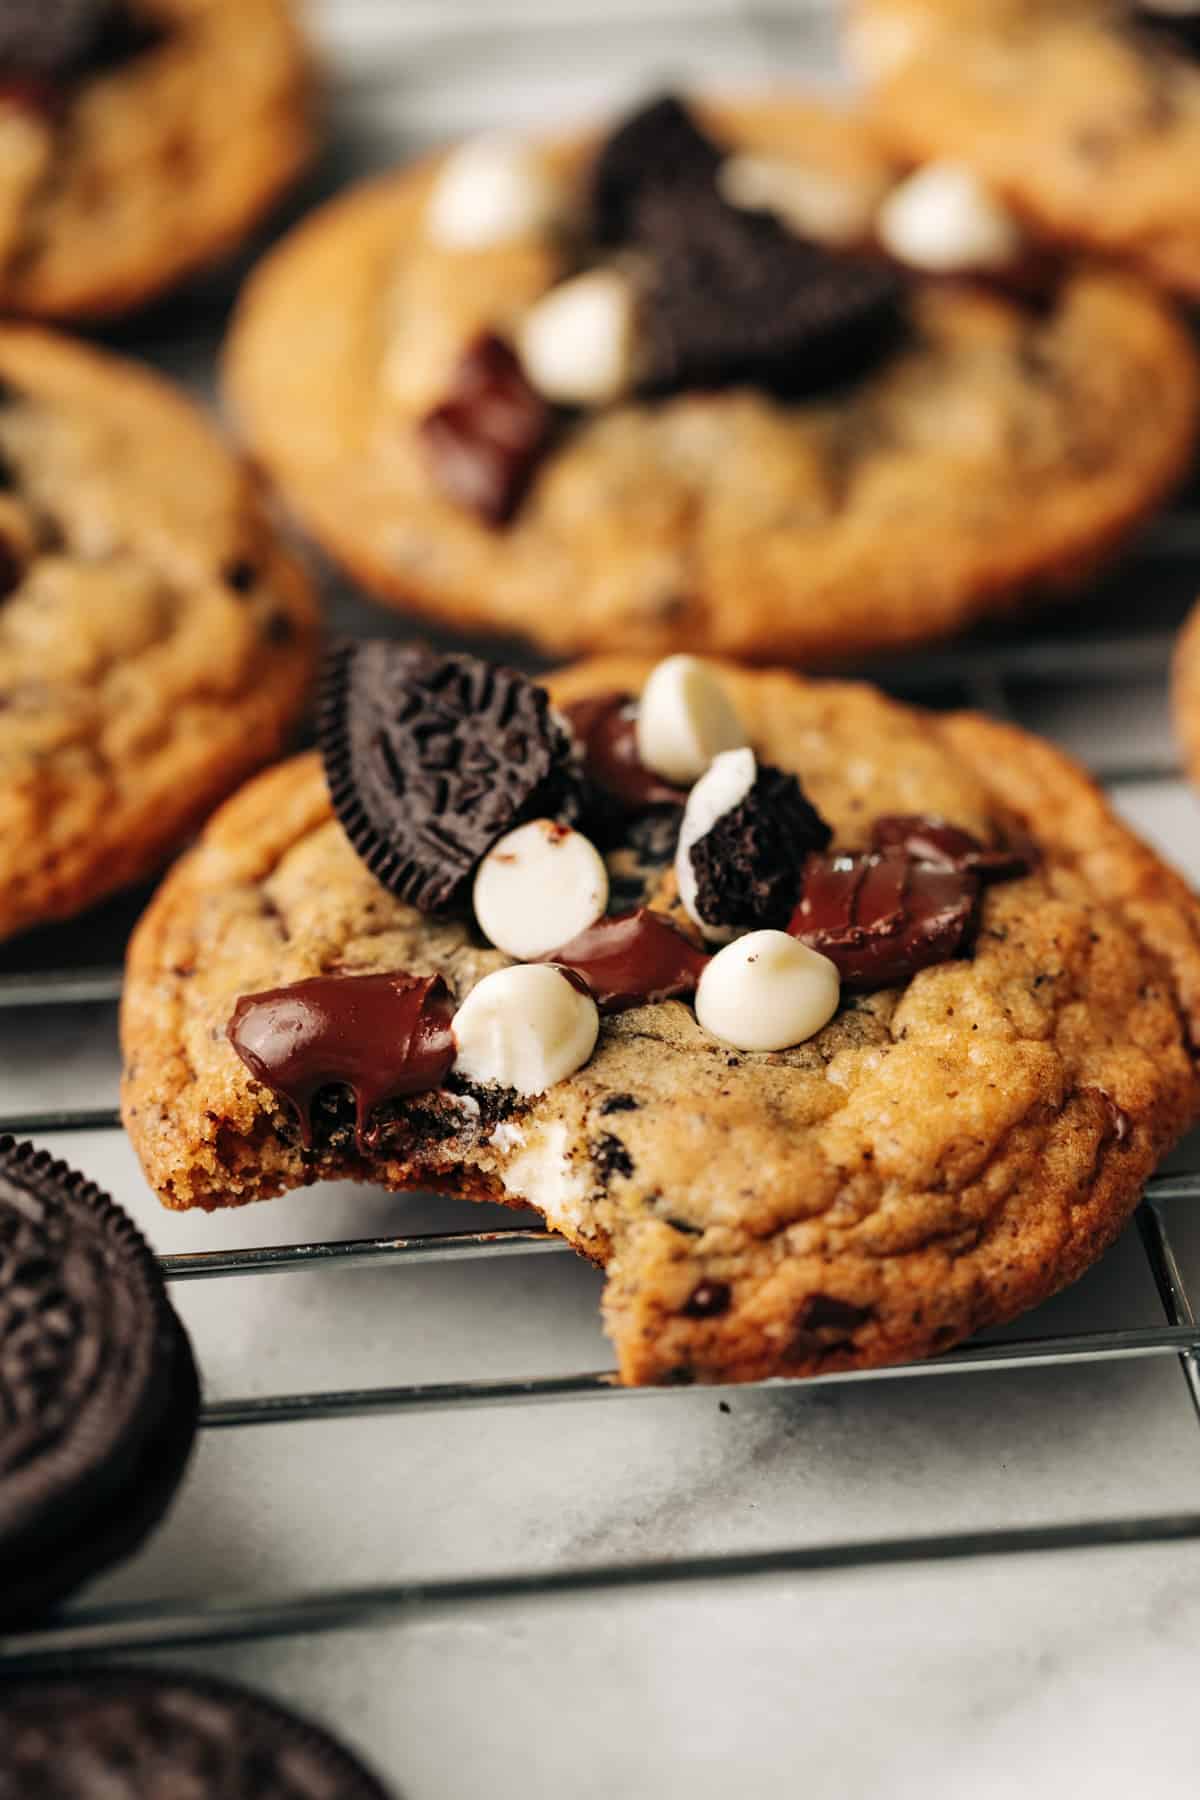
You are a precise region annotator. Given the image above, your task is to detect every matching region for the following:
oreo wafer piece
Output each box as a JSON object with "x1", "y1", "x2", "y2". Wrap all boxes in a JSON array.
[
  {"x1": 0, "y1": 1136, "x2": 198, "y2": 1627},
  {"x1": 0, "y1": 1668, "x2": 393, "y2": 1798},
  {"x1": 321, "y1": 642, "x2": 583, "y2": 913},
  {"x1": 688, "y1": 762, "x2": 832, "y2": 934},
  {"x1": 589, "y1": 92, "x2": 905, "y2": 397},
  {"x1": 637, "y1": 188, "x2": 905, "y2": 396},
  {"x1": 590, "y1": 92, "x2": 723, "y2": 245}
]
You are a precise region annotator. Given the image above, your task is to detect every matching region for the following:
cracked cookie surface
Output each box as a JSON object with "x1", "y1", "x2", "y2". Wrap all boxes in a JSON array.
[
  {"x1": 223, "y1": 96, "x2": 1199, "y2": 665},
  {"x1": 0, "y1": 325, "x2": 318, "y2": 941},
  {"x1": 121, "y1": 656, "x2": 1200, "y2": 1385},
  {"x1": 852, "y1": 0, "x2": 1200, "y2": 295},
  {"x1": 0, "y1": 0, "x2": 313, "y2": 320}
]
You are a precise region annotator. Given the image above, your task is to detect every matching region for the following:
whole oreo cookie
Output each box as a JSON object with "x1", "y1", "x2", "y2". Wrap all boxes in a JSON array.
[
  {"x1": 0, "y1": 1668, "x2": 392, "y2": 1798},
  {"x1": 321, "y1": 642, "x2": 582, "y2": 913},
  {"x1": 0, "y1": 1136, "x2": 198, "y2": 1627}
]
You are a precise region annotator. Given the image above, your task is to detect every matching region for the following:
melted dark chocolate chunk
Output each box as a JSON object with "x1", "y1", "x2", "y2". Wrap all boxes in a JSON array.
[
  {"x1": 540, "y1": 908, "x2": 710, "y2": 1012},
  {"x1": 561, "y1": 691, "x2": 687, "y2": 811},
  {"x1": 227, "y1": 971, "x2": 456, "y2": 1149},
  {"x1": 321, "y1": 642, "x2": 580, "y2": 914},
  {"x1": 789, "y1": 849, "x2": 979, "y2": 991},
  {"x1": 688, "y1": 761, "x2": 832, "y2": 934},
  {"x1": 869, "y1": 814, "x2": 1033, "y2": 881},
  {"x1": 419, "y1": 333, "x2": 552, "y2": 526}
]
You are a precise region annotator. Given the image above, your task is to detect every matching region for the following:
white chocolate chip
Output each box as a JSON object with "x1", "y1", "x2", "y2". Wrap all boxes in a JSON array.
[
  {"x1": 473, "y1": 819, "x2": 608, "y2": 960},
  {"x1": 674, "y1": 747, "x2": 757, "y2": 941},
  {"x1": 426, "y1": 133, "x2": 563, "y2": 250},
  {"x1": 877, "y1": 162, "x2": 1023, "y2": 273},
  {"x1": 635, "y1": 654, "x2": 748, "y2": 787},
  {"x1": 695, "y1": 930, "x2": 840, "y2": 1053},
  {"x1": 452, "y1": 964, "x2": 600, "y2": 1096},
  {"x1": 717, "y1": 153, "x2": 887, "y2": 248},
  {"x1": 517, "y1": 269, "x2": 639, "y2": 407}
]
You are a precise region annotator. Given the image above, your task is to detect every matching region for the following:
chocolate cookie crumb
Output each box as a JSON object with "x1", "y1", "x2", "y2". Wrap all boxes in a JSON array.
[{"x1": 689, "y1": 762, "x2": 831, "y2": 933}]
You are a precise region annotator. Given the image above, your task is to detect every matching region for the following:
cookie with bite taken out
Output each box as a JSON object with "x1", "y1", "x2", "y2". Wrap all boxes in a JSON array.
[{"x1": 121, "y1": 644, "x2": 1200, "y2": 1386}]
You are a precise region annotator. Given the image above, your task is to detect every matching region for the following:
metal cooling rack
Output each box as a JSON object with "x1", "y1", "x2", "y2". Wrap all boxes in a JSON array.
[{"x1": 4, "y1": 546, "x2": 1200, "y2": 1669}]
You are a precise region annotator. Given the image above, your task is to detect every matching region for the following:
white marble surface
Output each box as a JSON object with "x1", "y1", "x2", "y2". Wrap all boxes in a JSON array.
[{"x1": 6, "y1": 3, "x2": 1200, "y2": 1795}]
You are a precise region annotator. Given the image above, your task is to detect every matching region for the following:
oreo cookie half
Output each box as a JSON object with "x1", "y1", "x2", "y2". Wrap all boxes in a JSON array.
[
  {"x1": 0, "y1": 1136, "x2": 199, "y2": 1627},
  {"x1": 589, "y1": 93, "x2": 906, "y2": 398},
  {"x1": 0, "y1": 1668, "x2": 393, "y2": 1799},
  {"x1": 320, "y1": 642, "x2": 582, "y2": 913}
]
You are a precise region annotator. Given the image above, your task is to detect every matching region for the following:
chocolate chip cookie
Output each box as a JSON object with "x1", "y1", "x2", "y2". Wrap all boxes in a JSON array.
[
  {"x1": 851, "y1": 0, "x2": 1200, "y2": 295},
  {"x1": 0, "y1": 1668, "x2": 392, "y2": 1797},
  {"x1": 0, "y1": 0, "x2": 314, "y2": 321},
  {"x1": 0, "y1": 1136, "x2": 199, "y2": 1625},
  {"x1": 0, "y1": 325, "x2": 318, "y2": 942},
  {"x1": 120, "y1": 650, "x2": 1200, "y2": 1386},
  {"x1": 222, "y1": 93, "x2": 1199, "y2": 666}
]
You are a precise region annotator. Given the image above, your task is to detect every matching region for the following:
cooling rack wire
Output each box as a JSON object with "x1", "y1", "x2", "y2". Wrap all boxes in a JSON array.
[{"x1": 4, "y1": 519, "x2": 1200, "y2": 1670}]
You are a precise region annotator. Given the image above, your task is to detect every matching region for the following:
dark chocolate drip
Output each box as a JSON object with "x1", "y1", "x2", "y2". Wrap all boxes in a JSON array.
[
  {"x1": 869, "y1": 814, "x2": 1033, "y2": 881},
  {"x1": 540, "y1": 907, "x2": 709, "y2": 1012},
  {"x1": 561, "y1": 692, "x2": 688, "y2": 811},
  {"x1": 227, "y1": 971, "x2": 456, "y2": 1150}
]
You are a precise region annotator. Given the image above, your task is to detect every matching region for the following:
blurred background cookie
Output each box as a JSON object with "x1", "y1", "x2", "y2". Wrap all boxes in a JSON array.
[
  {"x1": 849, "y1": 0, "x2": 1200, "y2": 295},
  {"x1": 223, "y1": 92, "x2": 1199, "y2": 667},
  {"x1": 0, "y1": 0, "x2": 315, "y2": 320},
  {"x1": 0, "y1": 325, "x2": 318, "y2": 942}
]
